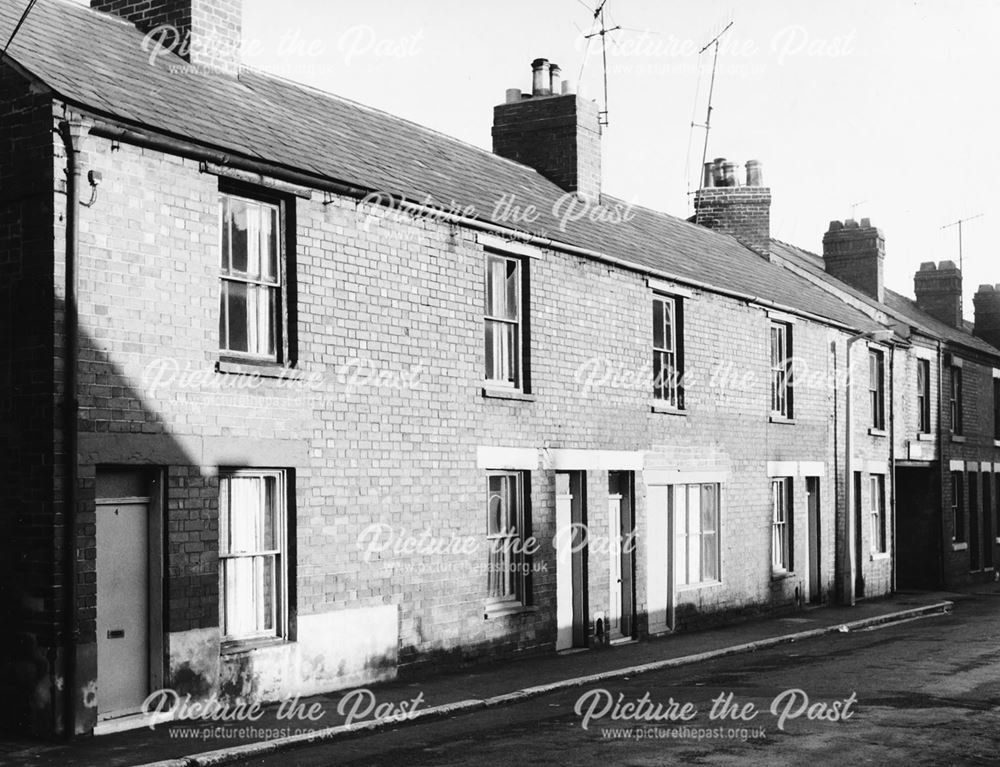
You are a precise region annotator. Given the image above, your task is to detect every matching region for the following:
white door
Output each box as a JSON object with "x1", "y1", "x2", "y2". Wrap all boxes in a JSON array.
[
  {"x1": 646, "y1": 485, "x2": 671, "y2": 633},
  {"x1": 96, "y1": 498, "x2": 150, "y2": 718},
  {"x1": 608, "y1": 493, "x2": 623, "y2": 635},
  {"x1": 555, "y1": 476, "x2": 574, "y2": 651}
]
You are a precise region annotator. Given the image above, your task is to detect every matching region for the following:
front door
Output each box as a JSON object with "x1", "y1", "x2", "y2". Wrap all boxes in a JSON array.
[
  {"x1": 807, "y1": 478, "x2": 821, "y2": 603},
  {"x1": 646, "y1": 484, "x2": 672, "y2": 633},
  {"x1": 970, "y1": 474, "x2": 982, "y2": 571},
  {"x1": 96, "y1": 497, "x2": 150, "y2": 717},
  {"x1": 608, "y1": 472, "x2": 635, "y2": 640},
  {"x1": 555, "y1": 472, "x2": 587, "y2": 650}
]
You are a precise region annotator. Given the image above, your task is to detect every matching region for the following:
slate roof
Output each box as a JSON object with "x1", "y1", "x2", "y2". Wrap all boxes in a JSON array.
[
  {"x1": 770, "y1": 239, "x2": 1000, "y2": 358},
  {"x1": 0, "y1": 0, "x2": 883, "y2": 332}
]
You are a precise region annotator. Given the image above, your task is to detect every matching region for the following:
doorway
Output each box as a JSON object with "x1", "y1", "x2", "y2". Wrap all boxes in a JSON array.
[
  {"x1": 607, "y1": 472, "x2": 636, "y2": 641},
  {"x1": 555, "y1": 471, "x2": 588, "y2": 650},
  {"x1": 806, "y1": 477, "x2": 821, "y2": 604},
  {"x1": 95, "y1": 468, "x2": 162, "y2": 720}
]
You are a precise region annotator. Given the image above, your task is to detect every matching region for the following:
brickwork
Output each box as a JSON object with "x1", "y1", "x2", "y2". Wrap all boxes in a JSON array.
[
  {"x1": 90, "y1": 0, "x2": 242, "y2": 74},
  {"x1": 0, "y1": 64, "x2": 58, "y2": 735},
  {"x1": 914, "y1": 261, "x2": 963, "y2": 328},
  {"x1": 973, "y1": 284, "x2": 1000, "y2": 350},
  {"x1": 692, "y1": 187, "x2": 772, "y2": 258},
  {"x1": 822, "y1": 219, "x2": 885, "y2": 301},
  {"x1": 492, "y1": 94, "x2": 602, "y2": 200}
]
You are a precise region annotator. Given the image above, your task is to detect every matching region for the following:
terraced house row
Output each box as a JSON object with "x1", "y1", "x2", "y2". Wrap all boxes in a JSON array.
[{"x1": 0, "y1": 0, "x2": 997, "y2": 738}]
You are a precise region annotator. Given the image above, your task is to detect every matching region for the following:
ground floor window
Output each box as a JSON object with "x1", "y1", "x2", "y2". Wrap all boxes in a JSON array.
[
  {"x1": 486, "y1": 471, "x2": 530, "y2": 606},
  {"x1": 219, "y1": 470, "x2": 287, "y2": 641},
  {"x1": 771, "y1": 477, "x2": 793, "y2": 572},
  {"x1": 673, "y1": 483, "x2": 720, "y2": 586}
]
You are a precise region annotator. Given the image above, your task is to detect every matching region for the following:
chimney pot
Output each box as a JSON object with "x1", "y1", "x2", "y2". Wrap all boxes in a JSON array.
[
  {"x1": 505, "y1": 88, "x2": 522, "y2": 104},
  {"x1": 549, "y1": 63, "x2": 562, "y2": 95},
  {"x1": 702, "y1": 162, "x2": 716, "y2": 189},
  {"x1": 860, "y1": 217, "x2": 871, "y2": 228},
  {"x1": 531, "y1": 58, "x2": 551, "y2": 96},
  {"x1": 693, "y1": 154, "x2": 771, "y2": 258},
  {"x1": 828, "y1": 220, "x2": 844, "y2": 231},
  {"x1": 745, "y1": 159, "x2": 763, "y2": 187},
  {"x1": 919, "y1": 261, "x2": 937, "y2": 272},
  {"x1": 494, "y1": 60, "x2": 602, "y2": 200}
]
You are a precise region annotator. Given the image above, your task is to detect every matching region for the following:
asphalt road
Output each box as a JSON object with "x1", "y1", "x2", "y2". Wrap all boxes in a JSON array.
[{"x1": 237, "y1": 594, "x2": 1000, "y2": 766}]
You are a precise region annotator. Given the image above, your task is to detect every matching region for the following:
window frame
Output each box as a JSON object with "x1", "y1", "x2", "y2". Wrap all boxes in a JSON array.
[
  {"x1": 673, "y1": 483, "x2": 721, "y2": 588},
  {"x1": 653, "y1": 294, "x2": 684, "y2": 408},
  {"x1": 483, "y1": 252, "x2": 528, "y2": 391},
  {"x1": 218, "y1": 181, "x2": 297, "y2": 366},
  {"x1": 485, "y1": 470, "x2": 531, "y2": 608},
  {"x1": 993, "y1": 378, "x2": 1000, "y2": 441},
  {"x1": 869, "y1": 474, "x2": 887, "y2": 554},
  {"x1": 917, "y1": 358, "x2": 931, "y2": 434},
  {"x1": 869, "y1": 348, "x2": 885, "y2": 430},
  {"x1": 218, "y1": 468, "x2": 289, "y2": 644},
  {"x1": 952, "y1": 471, "x2": 966, "y2": 542},
  {"x1": 771, "y1": 477, "x2": 793, "y2": 573},
  {"x1": 950, "y1": 365, "x2": 964, "y2": 435},
  {"x1": 770, "y1": 322, "x2": 792, "y2": 418}
]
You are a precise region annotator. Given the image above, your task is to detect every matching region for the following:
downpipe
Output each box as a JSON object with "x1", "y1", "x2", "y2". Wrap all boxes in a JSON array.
[{"x1": 57, "y1": 119, "x2": 82, "y2": 739}]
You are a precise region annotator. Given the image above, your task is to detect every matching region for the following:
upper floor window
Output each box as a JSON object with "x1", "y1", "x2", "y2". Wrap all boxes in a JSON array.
[
  {"x1": 484, "y1": 254, "x2": 525, "y2": 390},
  {"x1": 486, "y1": 471, "x2": 530, "y2": 607},
  {"x1": 950, "y1": 365, "x2": 964, "y2": 435},
  {"x1": 869, "y1": 349, "x2": 885, "y2": 430},
  {"x1": 917, "y1": 358, "x2": 931, "y2": 434},
  {"x1": 771, "y1": 477, "x2": 793, "y2": 573},
  {"x1": 869, "y1": 474, "x2": 887, "y2": 553},
  {"x1": 219, "y1": 470, "x2": 288, "y2": 641},
  {"x1": 653, "y1": 295, "x2": 683, "y2": 408},
  {"x1": 219, "y1": 192, "x2": 282, "y2": 359},
  {"x1": 770, "y1": 322, "x2": 792, "y2": 418}
]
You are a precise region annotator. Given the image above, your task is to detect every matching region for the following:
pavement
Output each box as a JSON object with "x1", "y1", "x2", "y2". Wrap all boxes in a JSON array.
[{"x1": 0, "y1": 588, "x2": 979, "y2": 767}]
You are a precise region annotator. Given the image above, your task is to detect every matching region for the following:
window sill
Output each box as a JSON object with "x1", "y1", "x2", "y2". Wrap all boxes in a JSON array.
[
  {"x1": 676, "y1": 580, "x2": 722, "y2": 593},
  {"x1": 651, "y1": 402, "x2": 686, "y2": 416},
  {"x1": 916, "y1": 433, "x2": 935, "y2": 442},
  {"x1": 869, "y1": 552, "x2": 890, "y2": 562},
  {"x1": 994, "y1": 440, "x2": 1000, "y2": 448},
  {"x1": 769, "y1": 414, "x2": 795, "y2": 425},
  {"x1": 868, "y1": 428, "x2": 887, "y2": 438},
  {"x1": 482, "y1": 387, "x2": 536, "y2": 402},
  {"x1": 220, "y1": 636, "x2": 288, "y2": 655},
  {"x1": 217, "y1": 359, "x2": 302, "y2": 380},
  {"x1": 952, "y1": 542, "x2": 968, "y2": 551},
  {"x1": 484, "y1": 603, "x2": 538, "y2": 619},
  {"x1": 951, "y1": 435, "x2": 967, "y2": 443},
  {"x1": 771, "y1": 570, "x2": 795, "y2": 581}
]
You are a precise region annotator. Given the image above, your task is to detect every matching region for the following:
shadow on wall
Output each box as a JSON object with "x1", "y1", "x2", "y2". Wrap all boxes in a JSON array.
[{"x1": 0, "y1": 296, "x2": 206, "y2": 736}]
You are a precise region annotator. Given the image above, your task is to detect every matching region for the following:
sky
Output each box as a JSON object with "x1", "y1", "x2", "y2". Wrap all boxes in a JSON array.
[{"x1": 71, "y1": 0, "x2": 1000, "y2": 314}]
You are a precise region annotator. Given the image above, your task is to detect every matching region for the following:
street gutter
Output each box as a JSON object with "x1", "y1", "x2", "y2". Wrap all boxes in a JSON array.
[{"x1": 134, "y1": 600, "x2": 952, "y2": 767}]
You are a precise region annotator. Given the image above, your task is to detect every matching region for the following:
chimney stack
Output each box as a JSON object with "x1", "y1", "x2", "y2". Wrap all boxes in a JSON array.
[
  {"x1": 91, "y1": 0, "x2": 243, "y2": 75},
  {"x1": 693, "y1": 158, "x2": 771, "y2": 258},
  {"x1": 822, "y1": 218, "x2": 885, "y2": 301},
  {"x1": 914, "y1": 261, "x2": 964, "y2": 328},
  {"x1": 973, "y1": 284, "x2": 1000, "y2": 350},
  {"x1": 493, "y1": 58, "x2": 602, "y2": 201}
]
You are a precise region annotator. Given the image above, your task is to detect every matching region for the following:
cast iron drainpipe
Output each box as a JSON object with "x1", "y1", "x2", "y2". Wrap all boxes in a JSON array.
[{"x1": 57, "y1": 119, "x2": 82, "y2": 739}]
